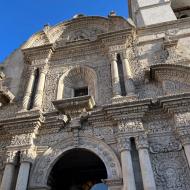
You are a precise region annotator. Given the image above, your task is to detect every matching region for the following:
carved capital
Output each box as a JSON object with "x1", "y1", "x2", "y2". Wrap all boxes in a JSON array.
[
  {"x1": 108, "y1": 53, "x2": 117, "y2": 62},
  {"x1": 117, "y1": 136, "x2": 131, "y2": 152},
  {"x1": 135, "y1": 135, "x2": 149, "y2": 150},
  {"x1": 120, "y1": 51, "x2": 129, "y2": 60},
  {"x1": 6, "y1": 151, "x2": 17, "y2": 164},
  {"x1": 39, "y1": 64, "x2": 49, "y2": 75},
  {"x1": 20, "y1": 148, "x2": 36, "y2": 163}
]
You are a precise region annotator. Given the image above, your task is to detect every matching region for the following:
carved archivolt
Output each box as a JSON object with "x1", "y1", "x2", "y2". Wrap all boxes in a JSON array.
[
  {"x1": 57, "y1": 66, "x2": 98, "y2": 101},
  {"x1": 29, "y1": 136, "x2": 122, "y2": 188}
]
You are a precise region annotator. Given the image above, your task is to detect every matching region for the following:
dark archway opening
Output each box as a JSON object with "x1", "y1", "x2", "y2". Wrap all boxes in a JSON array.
[{"x1": 48, "y1": 148, "x2": 107, "y2": 190}]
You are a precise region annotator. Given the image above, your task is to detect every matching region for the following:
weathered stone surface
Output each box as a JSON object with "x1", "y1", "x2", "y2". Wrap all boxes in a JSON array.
[{"x1": 0, "y1": 2, "x2": 190, "y2": 190}]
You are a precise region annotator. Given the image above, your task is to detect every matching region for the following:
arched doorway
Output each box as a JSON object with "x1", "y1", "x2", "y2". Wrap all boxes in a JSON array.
[{"x1": 47, "y1": 148, "x2": 108, "y2": 190}]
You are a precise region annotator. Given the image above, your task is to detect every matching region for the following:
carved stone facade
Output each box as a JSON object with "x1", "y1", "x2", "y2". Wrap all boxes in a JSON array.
[{"x1": 1, "y1": 1, "x2": 190, "y2": 190}]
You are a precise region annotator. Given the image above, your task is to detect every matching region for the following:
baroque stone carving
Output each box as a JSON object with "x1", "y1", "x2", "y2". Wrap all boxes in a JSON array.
[
  {"x1": 135, "y1": 135, "x2": 149, "y2": 150},
  {"x1": 10, "y1": 134, "x2": 34, "y2": 147},
  {"x1": 118, "y1": 120, "x2": 144, "y2": 133},
  {"x1": 117, "y1": 136, "x2": 131, "y2": 152},
  {"x1": 151, "y1": 151, "x2": 190, "y2": 190},
  {"x1": 30, "y1": 136, "x2": 122, "y2": 187},
  {"x1": 149, "y1": 136, "x2": 182, "y2": 153},
  {"x1": 1, "y1": 5, "x2": 190, "y2": 190}
]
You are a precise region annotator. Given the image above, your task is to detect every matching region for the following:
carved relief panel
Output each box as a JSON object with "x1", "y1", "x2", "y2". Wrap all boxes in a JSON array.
[{"x1": 151, "y1": 151, "x2": 190, "y2": 190}]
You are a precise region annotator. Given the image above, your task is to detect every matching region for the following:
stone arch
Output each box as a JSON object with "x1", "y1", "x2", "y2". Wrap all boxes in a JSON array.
[
  {"x1": 30, "y1": 136, "x2": 122, "y2": 188},
  {"x1": 57, "y1": 66, "x2": 98, "y2": 101}
]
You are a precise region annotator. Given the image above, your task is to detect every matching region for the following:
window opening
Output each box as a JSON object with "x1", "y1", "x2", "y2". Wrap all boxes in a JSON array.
[
  {"x1": 131, "y1": 138, "x2": 144, "y2": 190},
  {"x1": 117, "y1": 54, "x2": 126, "y2": 96},
  {"x1": 74, "y1": 87, "x2": 88, "y2": 97},
  {"x1": 28, "y1": 68, "x2": 39, "y2": 110}
]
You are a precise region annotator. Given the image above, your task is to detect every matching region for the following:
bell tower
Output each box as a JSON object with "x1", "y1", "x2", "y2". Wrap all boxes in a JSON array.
[{"x1": 128, "y1": 0, "x2": 177, "y2": 27}]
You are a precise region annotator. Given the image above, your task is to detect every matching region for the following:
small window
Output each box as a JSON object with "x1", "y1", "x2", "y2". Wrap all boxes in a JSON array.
[{"x1": 74, "y1": 87, "x2": 88, "y2": 97}]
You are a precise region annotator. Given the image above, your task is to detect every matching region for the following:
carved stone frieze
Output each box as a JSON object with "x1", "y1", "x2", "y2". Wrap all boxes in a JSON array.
[
  {"x1": 174, "y1": 112, "x2": 190, "y2": 128},
  {"x1": 35, "y1": 131, "x2": 72, "y2": 147},
  {"x1": 118, "y1": 120, "x2": 144, "y2": 133},
  {"x1": 2, "y1": 8, "x2": 190, "y2": 190},
  {"x1": 144, "y1": 116, "x2": 173, "y2": 134},
  {"x1": 149, "y1": 136, "x2": 182, "y2": 153},
  {"x1": 151, "y1": 151, "x2": 190, "y2": 190},
  {"x1": 10, "y1": 133, "x2": 34, "y2": 147}
]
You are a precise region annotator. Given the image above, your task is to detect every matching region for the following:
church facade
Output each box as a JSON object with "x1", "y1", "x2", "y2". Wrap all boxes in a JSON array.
[{"x1": 1, "y1": 0, "x2": 190, "y2": 190}]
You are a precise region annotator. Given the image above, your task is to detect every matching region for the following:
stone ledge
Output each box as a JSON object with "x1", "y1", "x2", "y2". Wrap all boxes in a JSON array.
[{"x1": 52, "y1": 95, "x2": 95, "y2": 115}]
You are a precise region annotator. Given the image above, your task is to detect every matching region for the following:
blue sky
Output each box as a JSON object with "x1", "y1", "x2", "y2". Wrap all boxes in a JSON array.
[{"x1": 0, "y1": 0, "x2": 129, "y2": 62}]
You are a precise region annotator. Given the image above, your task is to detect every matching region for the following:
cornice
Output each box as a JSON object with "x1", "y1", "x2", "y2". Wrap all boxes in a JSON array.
[
  {"x1": 22, "y1": 44, "x2": 54, "y2": 64},
  {"x1": 150, "y1": 63, "x2": 190, "y2": 81},
  {"x1": 103, "y1": 99, "x2": 151, "y2": 120},
  {"x1": 0, "y1": 110, "x2": 44, "y2": 134},
  {"x1": 157, "y1": 93, "x2": 190, "y2": 114},
  {"x1": 138, "y1": 17, "x2": 190, "y2": 36}
]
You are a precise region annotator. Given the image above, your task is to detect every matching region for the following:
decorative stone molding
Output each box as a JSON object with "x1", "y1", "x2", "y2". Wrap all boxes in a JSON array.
[
  {"x1": 117, "y1": 136, "x2": 131, "y2": 152},
  {"x1": 174, "y1": 112, "x2": 190, "y2": 128},
  {"x1": 6, "y1": 151, "x2": 17, "y2": 164},
  {"x1": 20, "y1": 147, "x2": 36, "y2": 163},
  {"x1": 10, "y1": 133, "x2": 34, "y2": 147},
  {"x1": 135, "y1": 135, "x2": 149, "y2": 150},
  {"x1": 56, "y1": 65, "x2": 98, "y2": 101},
  {"x1": 30, "y1": 136, "x2": 122, "y2": 188},
  {"x1": 108, "y1": 52, "x2": 117, "y2": 62},
  {"x1": 118, "y1": 119, "x2": 144, "y2": 134},
  {"x1": 53, "y1": 95, "x2": 95, "y2": 116},
  {"x1": 149, "y1": 137, "x2": 182, "y2": 153}
]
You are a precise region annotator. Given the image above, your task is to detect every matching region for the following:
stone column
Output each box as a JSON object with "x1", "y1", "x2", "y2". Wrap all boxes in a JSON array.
[
  {"x1": 121, "y1": 52, "x2": 135, "y2": 96},
  {"x1": 135, "y1": 135, "x2": 156, "y2": 190},
  {"x1": 109, "y1": 53, "x2": 121, "y2": 97},
  {"x1": 117, "y1": 136, "x2": 136, "y2": 190},
  {"x1": 0, "y1": 152, "x2": 16, "y2": 190},
  {"x1": 33, "y1": 66, "x2": 48, "y2": 109},
  {"x1": 15, "y1": 162, "x2": 31, "y2": 190},
  {"x1": 15, "y1": 150, "x2": 34, "y2": 190},
  {"x1": 22, "y1": 68, "x2": 36, "y2": 110}
]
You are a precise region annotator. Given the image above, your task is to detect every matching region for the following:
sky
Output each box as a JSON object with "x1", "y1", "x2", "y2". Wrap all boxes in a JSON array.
[{"x1": 0, "y1": 0, "x2": 129, "y2": 62}]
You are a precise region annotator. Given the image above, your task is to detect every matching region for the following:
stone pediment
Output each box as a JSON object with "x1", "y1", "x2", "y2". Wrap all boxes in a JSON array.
[
  {"x1": 22, "y1": 15, "x2": 134, "y2": 49},
  {"x1": 23, "y1": 31, "x2": 51, "y2": 49}
]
